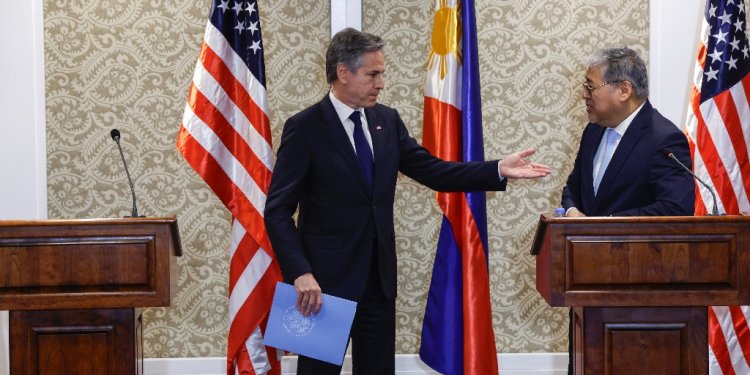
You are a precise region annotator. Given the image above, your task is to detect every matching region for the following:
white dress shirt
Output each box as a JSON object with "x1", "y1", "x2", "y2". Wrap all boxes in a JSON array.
[{"x1": 329, "y1": 91, "x2": 374, "y2": 154}]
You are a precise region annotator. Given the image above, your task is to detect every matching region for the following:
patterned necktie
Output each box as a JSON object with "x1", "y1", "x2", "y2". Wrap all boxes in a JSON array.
[
  {"x1": 593, "y1": 128, "x2": 620, "y2": 196},
  {"x1": 349, "y1": 111, "x2": 373, "y2": 194}
]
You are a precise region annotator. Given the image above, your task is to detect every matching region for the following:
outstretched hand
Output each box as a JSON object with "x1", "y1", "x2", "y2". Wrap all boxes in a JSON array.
[{"x1": 499, "y1": 148, "x2": 551, "y2": 179}]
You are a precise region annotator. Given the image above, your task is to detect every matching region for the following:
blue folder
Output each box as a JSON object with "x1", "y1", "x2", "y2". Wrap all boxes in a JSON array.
[{"x1": 263, "y1": 282, "x2": 357, "y2": 366}]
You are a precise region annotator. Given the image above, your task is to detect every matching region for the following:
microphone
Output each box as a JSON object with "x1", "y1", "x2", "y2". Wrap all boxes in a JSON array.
[
  {"x1": 662, "y1": 148, "x2": 719, "y2": 216},
  {"x1": 110, "y1": 129, "x2": 142, "y2": 218}
]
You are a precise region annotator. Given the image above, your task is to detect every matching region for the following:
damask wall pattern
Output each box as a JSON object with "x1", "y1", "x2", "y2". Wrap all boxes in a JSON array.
[{"x1": 44, "y1": 0, "x2": 646, "y2": 358}]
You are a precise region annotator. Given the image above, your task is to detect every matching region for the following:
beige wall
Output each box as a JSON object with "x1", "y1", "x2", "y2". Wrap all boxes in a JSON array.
[{"x1": 44, "y1": 0, "x2": 647, "y2": 357}]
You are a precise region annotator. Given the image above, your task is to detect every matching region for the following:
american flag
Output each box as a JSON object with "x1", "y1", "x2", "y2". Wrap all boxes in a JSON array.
[
  {"x1": 419, "y1": 0, "x2": 498, "y2": 374},
  {"x1": 176, "y1": 1, "x2": 282, "y2": 374},
  {"x1": 686, "y1": 0, "x2": 750, "y2": 373}
]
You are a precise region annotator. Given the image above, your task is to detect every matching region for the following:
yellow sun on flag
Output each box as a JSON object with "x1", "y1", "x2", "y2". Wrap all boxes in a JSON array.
[{"x1": 428, "y1": 0, "x2": 463, "y2": 80}]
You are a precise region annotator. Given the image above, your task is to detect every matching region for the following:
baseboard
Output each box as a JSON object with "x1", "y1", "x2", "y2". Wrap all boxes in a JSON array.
[{"x1": 144, "y1": 353, "x2": 568, "y2": 374}]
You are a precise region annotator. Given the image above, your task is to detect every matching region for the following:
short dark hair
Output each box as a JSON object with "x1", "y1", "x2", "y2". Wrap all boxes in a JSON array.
[
  {"x1": 588, "y1": 46, "x2": 649, "y2": 99},
  {"x1": 325, "y1": 28, "x2": 385, "y2": 84}
]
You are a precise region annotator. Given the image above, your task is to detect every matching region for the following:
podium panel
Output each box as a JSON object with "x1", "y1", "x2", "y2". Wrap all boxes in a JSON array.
[
  {"x1": 10, "y1": 309, "x2": 141, "y2": 375},
  {"x1": 573, "y1": 307, "x2": 706, "y2": 375}
]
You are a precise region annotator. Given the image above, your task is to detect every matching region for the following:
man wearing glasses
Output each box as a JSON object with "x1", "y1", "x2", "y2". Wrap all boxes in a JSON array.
[
  {"x1": 560, "y1": 46, "x2": 695, "y2": 374},
  {"x1": 561, "y1": 46, "x2": 695, "y2": 217}
]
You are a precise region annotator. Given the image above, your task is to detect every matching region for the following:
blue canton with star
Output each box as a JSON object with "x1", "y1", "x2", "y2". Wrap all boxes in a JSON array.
[
  {"x1": 701, "y1": 0, "x2": 750, "y2": 102},
  {"x1": 210, "y1": 0, "x2": 266, "y2": 86}
]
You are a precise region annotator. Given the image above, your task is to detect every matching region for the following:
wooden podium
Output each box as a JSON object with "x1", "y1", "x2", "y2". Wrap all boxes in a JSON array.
[
  {"x1": 0, "y1": 217, "x2": 182, "y2": 375},
  {"x1": 531, "y1": 215, "x2": 750, "y2": 375}
]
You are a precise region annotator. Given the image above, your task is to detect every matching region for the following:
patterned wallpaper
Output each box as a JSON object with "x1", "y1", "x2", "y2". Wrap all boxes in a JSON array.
[{"x1": 44, "y1": 0, "x2": 647, "y2": 357}]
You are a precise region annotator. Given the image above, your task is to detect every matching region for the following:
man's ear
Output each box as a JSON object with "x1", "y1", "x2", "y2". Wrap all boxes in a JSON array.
[
  {"x1": 618, "y1": 80, "x2": 634, "y2": 101},
  {"x1": 336, "y1": 63, "x2": 349, "y2": 84}
]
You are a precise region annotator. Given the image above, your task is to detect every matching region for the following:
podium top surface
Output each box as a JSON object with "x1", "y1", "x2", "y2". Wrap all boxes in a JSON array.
[{"x1": 0, "y1": 216, "x2": 182, "y2": 256}]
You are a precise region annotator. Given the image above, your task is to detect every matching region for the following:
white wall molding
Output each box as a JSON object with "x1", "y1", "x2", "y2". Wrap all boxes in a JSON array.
[
  {"x1": 144, "y1": 353, "x2": 568, "y2": 375},
  {"x1": 649, "y1": 0, "x2": 703, "y2": 128},
  {"x1": 0, "y1": 0, "x2": 47, "y2": 221},
  {"x1": 330, "y1": 0, "x2": 362, "y2": 35}
]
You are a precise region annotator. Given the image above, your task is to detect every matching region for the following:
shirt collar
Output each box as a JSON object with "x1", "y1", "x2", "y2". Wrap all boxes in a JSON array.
[
  {"x1": 329, "y1": 90, "x2": 362, "y2": 125},
  {"x1": 611, "y1": 101, "x2": 646, "y2": 137}
]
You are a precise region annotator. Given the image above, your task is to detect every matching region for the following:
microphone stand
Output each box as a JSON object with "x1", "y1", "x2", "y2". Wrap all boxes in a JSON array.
[
  {"x1": 110, "y1": 129, "x2": 141, "y2": 218},
  {"x1": 665, "y1": 150, "x2": 720, "y2": 216}
]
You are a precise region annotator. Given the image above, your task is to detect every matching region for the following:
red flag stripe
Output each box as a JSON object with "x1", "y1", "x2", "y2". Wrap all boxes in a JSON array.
[
  {"x1": 712, "y1": 305, "x2": 750, "y2": 373},
  {"x1": 196, "y1": 43, "x2": 274, "y2": 152},
  {"x1": 228, "y1": 223, "x2": 256, "y2": 289},
  {"x1": 695, "y1": 98, "x2": 740, "y2": 213},
  {"x1": 233, "y1": 346, "x2": 257, "y2": 375},
  {"x1": 688, "y1": 99, "x2": 729, "y2": 213},
  {"x1": 729, "y1": 306, "x2": 750, "y2": 366},
  {"x1": 180, "y1": 107, "x2": 273, "y2": 252},
  {"x1": 227, "y1": 222, "x2": 265, "y2": 296},
  {"x1": 710, "y1": 306, "x2": 737, "y2": 375},
  {"x1": 423, "y1": 97, "x2": 461, "y2": 158},
  {"x1": 687, "y1": 97, "x2": 711, "y2": 216},
  {"x1": 704, "y1": 87, "x2": 750, "y2": 209},
  {"x1": 187, "y1": 83, "x2": 271, "y2": 193},
  {"x1": 225, "y1": 225, "x2": 280, "y2": 373},
  {"x1": 181, "y1": 105, "x2": 267, "y2": 217},
  {"x1": 189, "y1": 49, "x2": 273, "y2": 173},
  {"x1": 228, "y1": 275, "x2": 277, "y2": 369},
  {"x1": 229, "y1": 248, "x2": 275, "y2": 320}
]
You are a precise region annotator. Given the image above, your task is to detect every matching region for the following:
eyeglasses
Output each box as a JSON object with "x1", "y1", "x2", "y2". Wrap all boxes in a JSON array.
[{"x1": 581, "y1": 82, "x2": 608, "y2": 93}]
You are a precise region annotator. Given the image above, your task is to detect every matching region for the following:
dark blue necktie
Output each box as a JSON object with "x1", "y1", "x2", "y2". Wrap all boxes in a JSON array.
[{"x1": 349, "y1": 111, "x2": 373, "y2": 194}]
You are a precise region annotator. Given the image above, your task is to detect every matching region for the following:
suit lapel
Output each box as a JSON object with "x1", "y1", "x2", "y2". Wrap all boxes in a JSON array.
[
  {"x1": 365, "y1": 108, "x2": 386, "y2": 196},
  {"x1": 319, "y1": 96, "x2": 373, "y2": 196},
  {"x1": 581, "y1": 125, "x2": 605, "y2": 212},
  {"x1": 592, "y1": 102, "x2": 651, "y2": 211}
]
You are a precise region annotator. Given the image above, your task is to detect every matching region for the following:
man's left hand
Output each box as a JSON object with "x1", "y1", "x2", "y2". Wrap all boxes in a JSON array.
[{"x1": 499, "y1": 148, "x2": 551, "y2": 179}]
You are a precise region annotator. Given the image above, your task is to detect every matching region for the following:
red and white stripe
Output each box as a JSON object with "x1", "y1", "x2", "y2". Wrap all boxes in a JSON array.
[
  {"x1": 686, "y1": 11, "x2": 750, "y2": 375},
  {"x1": 177, "y1": 19, "x2": 282, "y2": 375}
]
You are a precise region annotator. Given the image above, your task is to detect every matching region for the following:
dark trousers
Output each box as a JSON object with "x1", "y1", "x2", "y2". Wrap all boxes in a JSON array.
[{"x1": 297, "y1": 255, "x2": 395, "y2": 375}]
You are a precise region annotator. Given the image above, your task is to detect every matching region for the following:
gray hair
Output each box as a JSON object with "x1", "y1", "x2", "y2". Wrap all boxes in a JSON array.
[
  {"x1": 325, "y1": 28, "x2": 385, "y2": 84},
  {"x1": 588, "y1": 46, "x2": 649, "y2": 99}
]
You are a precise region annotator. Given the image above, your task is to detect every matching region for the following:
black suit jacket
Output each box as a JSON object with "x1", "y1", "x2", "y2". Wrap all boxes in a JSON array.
[
  {"x1": 264, "y1": 95, "x2": 506, "y2": 301},
  {"x1": 561, "y1": 100, "x2": 695, "y2": 216}
]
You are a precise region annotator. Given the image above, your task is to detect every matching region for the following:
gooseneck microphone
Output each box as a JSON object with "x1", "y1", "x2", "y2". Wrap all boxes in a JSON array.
[
  {"x1": 662, "y1": 148, "x2": 720, "y2": 216},
  {"x1": 110, "y1": 129, "x2": 141, "y2": 218}
]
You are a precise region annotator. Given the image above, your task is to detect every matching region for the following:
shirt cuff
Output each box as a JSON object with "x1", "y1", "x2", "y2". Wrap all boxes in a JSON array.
[{"x1": 497, "y1": 161, "x2": 506, "y2": 181}]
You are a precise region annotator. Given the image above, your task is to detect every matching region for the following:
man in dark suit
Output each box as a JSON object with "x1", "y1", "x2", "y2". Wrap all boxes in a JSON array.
[
  {"x1": 560, "y1": 46, "x2": 695, "y2": 374},
  {"x1": 562, "y1": 46, "x2": 695, "y2": 217},
  {"x1": 264, "y1": 28, "x2": 550, "y2": 375}
]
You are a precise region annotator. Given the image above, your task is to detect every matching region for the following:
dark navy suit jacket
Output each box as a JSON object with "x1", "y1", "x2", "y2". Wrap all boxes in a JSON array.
[
  {"x1": 264, "y1": 95, "x2": 506, "y2": 302},
  {"x1": 561, "y1": 100, "x2": 695, "y2": 216}
]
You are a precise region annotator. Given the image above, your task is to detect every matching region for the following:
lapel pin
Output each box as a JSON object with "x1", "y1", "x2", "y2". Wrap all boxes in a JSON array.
[{"x1": 376, "y1": 125, "x2": 382, "y2": 130}]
